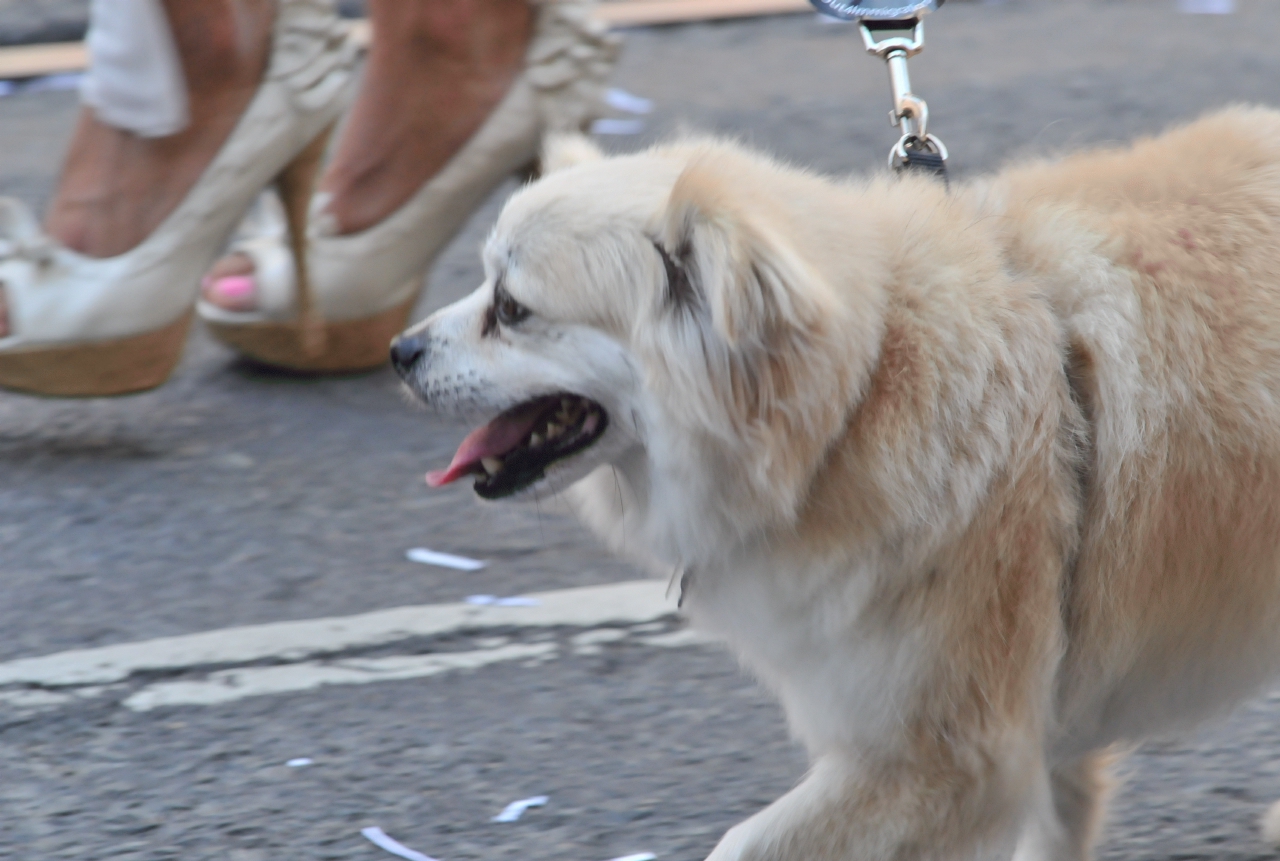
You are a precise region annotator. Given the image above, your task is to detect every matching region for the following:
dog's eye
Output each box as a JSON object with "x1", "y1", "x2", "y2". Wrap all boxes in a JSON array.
[{"x1": 494, "y1": 285, "x2": 531, "y2": 327}]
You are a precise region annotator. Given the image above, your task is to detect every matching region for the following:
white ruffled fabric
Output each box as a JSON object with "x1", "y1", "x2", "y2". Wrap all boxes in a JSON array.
[{"x1": 80, "y1": 0, "x2": 190, "y2": 138}]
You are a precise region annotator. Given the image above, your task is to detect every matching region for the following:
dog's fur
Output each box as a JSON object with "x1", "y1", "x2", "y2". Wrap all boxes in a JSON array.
[{"x1": 396, "y1": 106, "x2": 1280, "y2": 861}]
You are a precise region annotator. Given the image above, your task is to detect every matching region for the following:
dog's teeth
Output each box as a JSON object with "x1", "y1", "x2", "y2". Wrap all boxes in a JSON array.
[
  {"x1": 546, "y1": 422, "x2": 563, "y2": 439},
  {"x1": 481, "y1": 457, "x2": 503, "y2": 476},
  {"x1": 583, "y1": 412, "x2": 600, "y2": 435},
  {"x1": 529, "y1": 432, "x2": 544, "y2": 448}
]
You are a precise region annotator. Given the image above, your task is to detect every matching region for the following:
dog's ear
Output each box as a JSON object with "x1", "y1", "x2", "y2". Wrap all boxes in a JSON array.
[
  {"x1": 655, "y1": 149, "x2": 833, "y2": 350},
  {"x1": 541, "y1": 133, "x2": 604, "y2": 174},
  {"x1": 649, "y1": 147, "x2": 861, "y2": 518}
]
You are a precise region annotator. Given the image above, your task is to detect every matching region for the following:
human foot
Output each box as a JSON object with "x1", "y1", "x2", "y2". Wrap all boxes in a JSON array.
[
  {"x1": 0, "y1": 0, "x2": 275, "y2": 339},
  {"x1": 46, "y1": 1, "x2": 275, "y2": 258},
  {"x1": 202, "y1": 0, "x2": 534, "y2": 312}
]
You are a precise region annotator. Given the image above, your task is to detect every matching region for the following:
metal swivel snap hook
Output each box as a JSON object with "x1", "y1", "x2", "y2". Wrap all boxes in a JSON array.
[
  {"x1": 808, "y1": 0, "x2": 950, "y2": 180},
  {"x1": 860, "y1": 18, "x2": 949, "y2": 178}
]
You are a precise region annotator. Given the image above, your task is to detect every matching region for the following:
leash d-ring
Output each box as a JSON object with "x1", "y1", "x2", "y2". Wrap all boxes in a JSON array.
[
  {"x1": 890, "y1": 132, "x2": 948, "y2": 177},
  {"x1": 808, "y1": 0, "x2": 950, "y2": 181}
]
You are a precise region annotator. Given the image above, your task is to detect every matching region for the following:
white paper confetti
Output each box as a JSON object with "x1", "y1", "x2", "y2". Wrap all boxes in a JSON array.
[
  {"x1": 607, "y1": 854, "x2": 657, "y2": 861},
  {"x1": 591, "y1": 118, "x2": 646, "y2": 136},
  {"x1": 406, "y1": 547, "x2": 486, "y2": 571},
  {"x1": 285, "y1": 757, "x2": 313, "y2": 767},
  {"x1": 465, "y1": 595, "x2": 541, "y2": 607},
  {"x1": 361, "y1": 827, "x2": 439, "y2": 861},
  {"x1": 1177, "y1": 0, "x2": 1234, "y2": 11},
  {"x1": 605, "y1": 88, "x2": 653, "y2": 115},
  {"x1": 492, "y1": 795, "x2": 549, "y2": 822}
]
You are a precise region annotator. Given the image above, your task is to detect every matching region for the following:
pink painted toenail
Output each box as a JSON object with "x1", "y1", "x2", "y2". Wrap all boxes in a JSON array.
[{"x1": 212, "y1": 276, "x2": 255, "y2": 300}]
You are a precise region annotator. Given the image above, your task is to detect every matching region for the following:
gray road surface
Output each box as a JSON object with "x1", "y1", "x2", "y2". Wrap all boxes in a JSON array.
[{"x1": 4, "y1": 2, "x2": 1280, "y2": 859}]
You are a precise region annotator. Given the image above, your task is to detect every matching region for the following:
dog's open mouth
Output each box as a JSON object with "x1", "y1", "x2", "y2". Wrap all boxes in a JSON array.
[{"x1": 426, "y1": 394, "x2": 608, "y2": 499}]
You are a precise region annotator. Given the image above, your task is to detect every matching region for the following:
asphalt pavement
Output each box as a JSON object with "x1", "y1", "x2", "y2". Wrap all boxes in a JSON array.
[{"x1": 4, "y1": 2, "x2": 1280, "y2": 859}]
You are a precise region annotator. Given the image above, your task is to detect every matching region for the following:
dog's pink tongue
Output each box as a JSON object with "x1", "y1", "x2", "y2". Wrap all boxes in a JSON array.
[{"x1": 426, "y1": 403, "x2": 545, "y2": 488}]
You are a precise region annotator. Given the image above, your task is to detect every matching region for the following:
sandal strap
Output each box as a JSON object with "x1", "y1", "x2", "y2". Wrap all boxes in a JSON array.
[{"x1": 0, "y1": 198, "x2": 57, "y2": 268}]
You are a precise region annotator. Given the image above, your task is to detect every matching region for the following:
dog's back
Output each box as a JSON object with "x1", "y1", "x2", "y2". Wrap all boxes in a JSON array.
[{"x1": 982, "y1": 106, "x2": 1280, "y2": 752}]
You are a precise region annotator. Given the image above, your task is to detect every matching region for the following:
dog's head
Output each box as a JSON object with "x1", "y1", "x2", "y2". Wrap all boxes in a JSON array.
[{"x1": 393, "y1": 136, "x2": 881, "y2": 557}]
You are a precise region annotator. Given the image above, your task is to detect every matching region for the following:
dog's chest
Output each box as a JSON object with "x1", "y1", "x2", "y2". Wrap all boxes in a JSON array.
[{"x1": 682, "y1": 552, "x2": 925, "y2": 753}]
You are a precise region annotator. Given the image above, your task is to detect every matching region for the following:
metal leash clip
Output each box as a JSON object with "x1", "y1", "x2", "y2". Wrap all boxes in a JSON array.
[{"x1": 808, "y1": 0, "x2": 949, "y2": 180}]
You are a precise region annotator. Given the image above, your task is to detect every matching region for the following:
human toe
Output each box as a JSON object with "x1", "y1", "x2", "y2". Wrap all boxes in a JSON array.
[{"x1": 201, "y1": 253, "x2": 259, "y2": 312}]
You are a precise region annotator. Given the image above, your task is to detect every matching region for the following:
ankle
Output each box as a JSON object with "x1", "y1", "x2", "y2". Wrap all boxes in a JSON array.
[
  {"x1": 42, "y1": 0, "x2": 276, "y2": 258},
  {"x1": 161, "y1": 0, "x2": 274, "y2": 94},
  {"x1": 367, "y1": 0, "x2": 532, "y2": 63},
  {"x1": 316, "y1": 0, "x2": 533, "y2": 235}
]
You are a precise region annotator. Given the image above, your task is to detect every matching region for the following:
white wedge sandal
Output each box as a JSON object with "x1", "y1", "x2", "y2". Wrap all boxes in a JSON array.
[
  {"x1": 0, "y1": 0, "x2": 356, "y2": 397},
  {"x1": 196, "y1": 0, "x2": 620, "y2": 374}
]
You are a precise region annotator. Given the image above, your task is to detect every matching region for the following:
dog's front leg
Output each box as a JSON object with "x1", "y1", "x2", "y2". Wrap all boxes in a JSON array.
[{"x1": 705, "y1": 744, "x2": 1042, "y2": 861}]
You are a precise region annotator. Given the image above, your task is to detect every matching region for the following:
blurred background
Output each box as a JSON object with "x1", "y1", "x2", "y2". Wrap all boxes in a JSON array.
[{"x1": 2, "y1": 1, "x2": 1280, "y2": 859}]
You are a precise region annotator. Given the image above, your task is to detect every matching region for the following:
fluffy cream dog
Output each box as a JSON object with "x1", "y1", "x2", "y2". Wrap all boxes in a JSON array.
[{"x1": 391, "y1": 106, "x2": 1280, "y2": 861}]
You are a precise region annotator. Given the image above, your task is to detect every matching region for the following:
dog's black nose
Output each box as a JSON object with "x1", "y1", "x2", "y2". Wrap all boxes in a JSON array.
[{"x1": 390, "y1": 333, "x2": 426, "y2": 379}]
